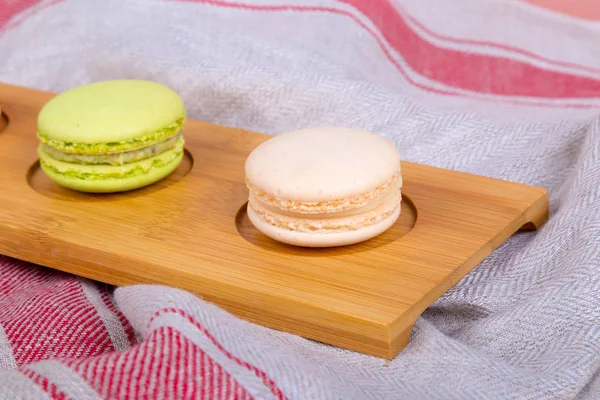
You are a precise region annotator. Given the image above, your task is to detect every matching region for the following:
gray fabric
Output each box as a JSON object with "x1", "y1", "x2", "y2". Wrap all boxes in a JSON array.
[{"x1": 1, "y1": 0, "x2": 600, "y2": 398}]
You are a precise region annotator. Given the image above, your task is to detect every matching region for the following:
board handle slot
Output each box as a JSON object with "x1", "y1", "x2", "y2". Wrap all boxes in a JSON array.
[{"x1": 519, "y1": 190, "x2": 549, "y2": 231}]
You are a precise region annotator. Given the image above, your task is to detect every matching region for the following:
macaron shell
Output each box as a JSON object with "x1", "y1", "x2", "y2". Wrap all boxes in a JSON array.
[
  {"x1": 247, "y1": 204, "x2": 401, "y2": 247},
  {"x1": 37, "y1": 79, "x2": 185, "y2": 144},
  {"x1": 245, "y1": 126, "x2": 400, "y2": 203},
  {"x1": 39, "y1": 151, "x2": 184, "y2": 193}
]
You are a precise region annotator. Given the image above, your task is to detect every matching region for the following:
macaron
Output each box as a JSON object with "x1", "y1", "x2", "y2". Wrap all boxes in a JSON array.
[
  {"x1": 244, "y1": 126, "x2": 402, "y2": 247},
  {"x1": 36, "y1": 79, "x2": 186, "y2": 193}
]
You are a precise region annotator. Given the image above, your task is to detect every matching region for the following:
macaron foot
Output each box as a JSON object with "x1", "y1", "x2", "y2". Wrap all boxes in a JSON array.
[
  {"x1": 39, "y1": 151, "x2": 183, "y2": 193},
  {"x1": 248, "y1": 204, "x2": 401, "y2": 247}
]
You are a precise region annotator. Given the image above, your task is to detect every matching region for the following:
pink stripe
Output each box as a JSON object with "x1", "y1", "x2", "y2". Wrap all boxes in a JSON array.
[
  {"x1": 129, "y1": 330, "x2": 146, "y2": 399},
  {"x1": 200, "y1": 345, "x2": 207, "y2": 400},
  {"x1": 523, "y1": 0, "x2": 600, "y2": 21},
  {"x1": 21, "y1": 368, "x2": 71, "y2": 400},
  {"x1": 118, "y1": 340, "x2": 135, "y2": 398},
  {"x1": 173, "y1": 0, "x2": 600, "y2": 108},
  {"x1": 173, "y1": 329, "x2": 185, "y2": 397},
  {"x1": 127, "y1": 334, "x2": 144, "y2": 399},
  {"x1": 0, "y1": 0, "x2": 66, "y2": 33},
  {"x1": 130, "y1": 331, "x2": 148, "y2": 399},
  {"x1": 174, "y1": 0, "x2": 458, "y2": 96},
  {"x1": 337, "y1": 0, "x2": 600, "y2": 98},
  {"x1": 147, "y1": 323, "x2": 166, "y2": 398},
  {"x1": 217, "y1": 356, "x2": 224, "y2": 399},
  {"x1": 0, "y1": 0, "x2": 42, "y2": 27},
  {"x1": 95, "y1": 348, "x2": 109, "y2": 395},
  {"x1": 161, "y1": 327, "x2": 173, "y2": 399},
  {"x1": 2, "y1": 0, "x2": 599, "y2": 106},
  {"x1": 0, "y1": 259, "x2": 114, "y2": 366},
  {"x1": 224, "y1": 366, "x2": 232, "y2": 399},
  {"x1": 149, "y1": 307, "x2": 288, "y2": 400},
  {"x1": 395, "y1": 2, "x2": 600, "y2": 76},
  {"x1": 207, "y1": 353, "x2": 216, "y2": 398},
  {"x1": 65, "y1": 326, "x2": 254, "y2": 399},
  {"x1": 190, "y1": 335, "x2": 200, "y2": 399}
]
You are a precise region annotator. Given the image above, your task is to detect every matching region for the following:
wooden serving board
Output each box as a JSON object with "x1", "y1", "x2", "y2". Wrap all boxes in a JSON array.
[{"x1": 0, "y1": 82, "x2": 549, "y2": 359}]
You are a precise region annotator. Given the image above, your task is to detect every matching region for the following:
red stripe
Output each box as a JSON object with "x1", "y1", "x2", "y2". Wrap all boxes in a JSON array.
[
  {"x1": 132, "y1": 330, "x2": 152, "y2": 398},
  {"x1": 336, "y1": 0, "x2": 600, "y2": 98},
  {"x1": 174, "y1": 0, "x2": 600, "y2": 108},
  {"x1": 2, "y1": 0, "x2": 600, "y2": 106},
  {"x1": 174, "y1": 0, "x2": 458, "y2": 96},
  {"x1": 0, "y1": 0, "x2": 42, "y2": 28},
  {"x1": 207, "y1": 353, "x2": 216, "y2": 398},
  {"x1": 133, "y1": 334, "x2": 148, "y2": 398},
  {"x1": 395, "y1": 2, "x2": 600, "y2": 76},
  {"x1": 66, "y1": 327, "x2": 253, "y2": 399},
  {"x1": 149, "y1": 308, "x2": 288, "y2": 400},
  {"x1": 3, "y1": 0, "x2": 600, "y2": 106},
  {"x1": 148, "y1": 323, "x2": 166, "y2": 398},
  {"x1": 164, "y1": 328, "x2": 175, "y2": 397},
  {"x1": 21, "y1": 368, "x2": 71, "y2": 400},
  {"x1": 200, "y1": 346, "x2": 207, "y2": 400},
  {"x1": 104, "y1": 353, "x2": 120, "y2": 396},
  {"x1": 234, "y1": 381, "x2": 242, "y2": 399},
  {"x1": 0, "y1": 258, "x2": 114, "y2": 366},
  {"x1": 177, "y1": 329, "x2": 187, "y2": 398},
  {"x1": 217, "y1": 358, "x2": 224, "y2": 400},
  {"x1": 224, "y1": 365, "x2": 232, "y2": 399},
  {"x1": 0, "y1": 0, "x2": 66, "y2": 33},
  {"x1": 190, "y1": 335, "x2": 199, "y2": 399},
  {"x1": 523, "y1": 0, "x2": 600, "y2": 21},
  {"x1": 95, "y1": 347, "x2": 109, "y2": 396},
  {"x1": 120, "y1": 339, "x2": 137, "y2": 398}
]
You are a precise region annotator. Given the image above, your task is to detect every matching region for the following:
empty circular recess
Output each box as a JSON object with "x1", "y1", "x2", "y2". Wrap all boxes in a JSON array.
[
  {"x1": 26, "y1": 149, "x2": 194, "y2": 202},
  {"x1": 235, "y1": 195, "x2": 417, "y2": 256},
  {"x1": 0, "y1": 112, "x2": 8, "y2": 134}
]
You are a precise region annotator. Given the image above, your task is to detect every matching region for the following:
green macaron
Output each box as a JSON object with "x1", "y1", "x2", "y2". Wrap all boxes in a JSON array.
[{"x1": 36, "y1": 79, "x2": 186, "y2": 193}]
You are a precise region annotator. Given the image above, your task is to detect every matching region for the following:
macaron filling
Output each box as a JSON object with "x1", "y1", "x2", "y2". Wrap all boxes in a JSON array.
[
  {"x1": 37, "y1": 116, "x2": 185, "y2": 155},
  {"x1": 250, "y1": 193, "x2": 400, "y2": 233},
  {"x1": 248, "y1": 178, "x2": 402, "y2": 233},
  {"x1": 246, "y1": 171, "x2": 401, "y2": 214},
  {"x1": 39, "y1": 132, "x2": 183, "y2": 166},
  {"x1": 38, "y1": 135, "x2": 185, "y2": 181}
]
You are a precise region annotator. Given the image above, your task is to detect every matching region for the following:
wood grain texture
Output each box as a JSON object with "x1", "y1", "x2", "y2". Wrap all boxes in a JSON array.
[{"x1": 0, "y1": 83, "x2": 549, "y2": 359}]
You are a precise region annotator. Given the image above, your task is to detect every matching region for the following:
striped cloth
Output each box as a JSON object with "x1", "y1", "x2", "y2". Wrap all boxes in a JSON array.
[{"x1": 2, "y1": 1, "x2": 600, "y2": 399}]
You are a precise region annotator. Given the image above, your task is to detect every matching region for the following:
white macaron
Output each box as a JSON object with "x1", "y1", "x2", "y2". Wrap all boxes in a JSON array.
[{"x1": 245, "y1": 126, "x2": 402, "y2": 247}]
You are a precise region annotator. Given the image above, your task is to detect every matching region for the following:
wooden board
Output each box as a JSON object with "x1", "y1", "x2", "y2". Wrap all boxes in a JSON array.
[{"x1": 0, "y1": 82, "x2": 549, "y2": 359}]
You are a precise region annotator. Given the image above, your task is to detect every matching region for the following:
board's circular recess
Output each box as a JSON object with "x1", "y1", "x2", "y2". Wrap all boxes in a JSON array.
[
  {"x1": 236, "y1": 194, "x2": 417, "y2": 254},
  {"x1": 27, "y1": 149, "x2": 194, "y2": 202},
  {"x1": 244, "y1": 126, "x2": 403, "y2": 247}
]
